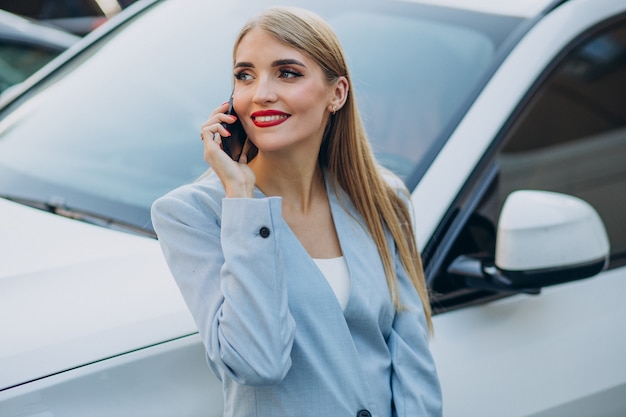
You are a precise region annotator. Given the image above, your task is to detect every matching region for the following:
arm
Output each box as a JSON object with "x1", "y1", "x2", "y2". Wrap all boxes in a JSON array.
[{"x1": 151, "y1": 191, "x2": 296, "y2": 385}]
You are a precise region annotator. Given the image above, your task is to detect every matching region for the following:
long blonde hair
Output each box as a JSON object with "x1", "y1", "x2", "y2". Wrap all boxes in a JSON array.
[{"x1": 234, "y1": 7, "x2": 432, "y2": 331}]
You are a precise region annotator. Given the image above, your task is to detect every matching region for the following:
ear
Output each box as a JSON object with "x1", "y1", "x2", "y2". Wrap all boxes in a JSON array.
[{"x1": 328, "y1": 76, "x2": 349, "y2": 114}]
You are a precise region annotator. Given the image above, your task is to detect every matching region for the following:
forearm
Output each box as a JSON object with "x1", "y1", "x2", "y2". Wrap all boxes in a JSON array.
[{"x1": 152, "y1": 193, "x2": 296, "y2": 385}]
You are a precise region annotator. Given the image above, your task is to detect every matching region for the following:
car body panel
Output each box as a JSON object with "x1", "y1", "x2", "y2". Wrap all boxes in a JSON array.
[
  {"x1": 431, "y1": 267, "x2": 626, "y2": 417},
  {"x1": 0, "y1": 199, "x2": 195, "y2": 391},
  {"x1": 0, "y1": 335, "x2": 222, "y2": 417}
]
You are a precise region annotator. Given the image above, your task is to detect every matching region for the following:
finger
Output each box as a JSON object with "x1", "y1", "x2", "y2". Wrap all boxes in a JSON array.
[
  {"x1": 206, "y1": 102, "x2": 233, "y2": 122},
  {"x1": 200, "y1": 106, "x2": 235, "y2": 134},
  {"x1": 201, "y1": 114, "x2": 237, "y2": 130},
  {"x1": 208, "y1": 101, "x2": 231, "y2": 117},
  {"x1": 203, "y1": 133, "x2": 226, "y2": 165},
  {"x1": 238, "y1": 138, "x2": 252, "y2": 164},
  {"x1": 201, "y1": 115, "x2": 236, "y2": 133},
  {"x1": 200, "y1": 124, "x2": 230, "y2": 141}
]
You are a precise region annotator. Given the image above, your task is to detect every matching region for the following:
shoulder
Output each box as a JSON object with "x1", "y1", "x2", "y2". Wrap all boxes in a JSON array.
[
  {"x1": 379, "y1": 166, "x2": 411, "y2": 203},
  {"x1": 151, "y1": 170, "x2": 225, "y2": 224},
  {"x1": 378, "y1": 166, "x2": 417, "y2": 232}
]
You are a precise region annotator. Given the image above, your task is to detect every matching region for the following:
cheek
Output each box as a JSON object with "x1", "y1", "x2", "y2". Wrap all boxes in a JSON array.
[
  {"x1": 292, "y1": 85, "x2": 331, "y2": 116},
  {"x1": 231, "y1": 90, "x2": 248, "y2": 115}
]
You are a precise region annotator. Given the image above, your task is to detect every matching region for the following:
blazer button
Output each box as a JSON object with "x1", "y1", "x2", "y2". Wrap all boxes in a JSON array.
[
  {"x1": 357, "y1": 410, "x2": 371, "y2": 417},
  {"x1": 259, "y1": 226, "x2": 271, "y2": 238}
]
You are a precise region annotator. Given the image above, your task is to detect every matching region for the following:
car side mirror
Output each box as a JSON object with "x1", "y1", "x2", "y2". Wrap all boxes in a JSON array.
[{"x1": 448, "y1": 190, "x2": 610, "y2": 294}]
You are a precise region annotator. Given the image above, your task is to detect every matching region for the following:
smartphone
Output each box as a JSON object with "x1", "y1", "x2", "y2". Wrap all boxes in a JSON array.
[{"x1": 220, "y1": 93, "x2": 247, "y2": 161}]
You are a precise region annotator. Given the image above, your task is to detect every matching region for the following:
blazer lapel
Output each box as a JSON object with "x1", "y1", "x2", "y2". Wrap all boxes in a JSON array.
[{"x1": 325, "y1": 178, "x2": 392, "y2": 320}]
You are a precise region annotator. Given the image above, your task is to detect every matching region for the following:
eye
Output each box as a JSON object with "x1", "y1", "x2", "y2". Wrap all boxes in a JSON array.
[
  {"x1": 235, "y1": 71, "x2": 253, "y2": 81},
  {"x1": 279, "y1": 68, "x2": 303, "y2": 79}
]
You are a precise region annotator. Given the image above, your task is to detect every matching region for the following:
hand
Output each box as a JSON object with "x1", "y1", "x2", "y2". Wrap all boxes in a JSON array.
[{"x1": 201, "y1": 102, "x2": 255, "y2": 198}]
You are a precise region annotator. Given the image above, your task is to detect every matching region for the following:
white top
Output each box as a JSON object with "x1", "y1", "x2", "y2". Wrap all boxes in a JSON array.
[{"x1": 313, "y1": 256, "x2": 351, "y2": 310}]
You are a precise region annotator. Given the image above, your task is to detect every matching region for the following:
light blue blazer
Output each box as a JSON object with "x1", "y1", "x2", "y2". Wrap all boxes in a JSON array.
[{"x1": 151, "y1": 171, "x2": 442, "y2": 417}]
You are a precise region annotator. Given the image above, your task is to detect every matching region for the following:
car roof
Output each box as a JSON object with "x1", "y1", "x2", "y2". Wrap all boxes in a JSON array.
[{"x1": 410, "y1": 0, "x2": 557, "y2": 17}]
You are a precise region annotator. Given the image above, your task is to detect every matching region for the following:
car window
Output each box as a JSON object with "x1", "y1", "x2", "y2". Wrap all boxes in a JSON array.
[
  {"x1": 0, "y1": 0, "x2": 521, "y2": 232},
  {"x1": 333, "y1": 11, "x2": 496, "y2": 180},
  {"x1": 430, "y1": 18, "x2": 626, "y2": 312}
]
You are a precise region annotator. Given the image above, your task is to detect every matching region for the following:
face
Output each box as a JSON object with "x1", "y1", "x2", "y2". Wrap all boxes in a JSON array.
[{"x1": 232, "y1": 28, "x2": 337, "y2": 156}]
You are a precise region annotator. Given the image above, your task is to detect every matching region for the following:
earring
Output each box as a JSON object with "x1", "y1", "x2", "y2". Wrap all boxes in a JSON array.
[{"x1": 332, "y1": 105, "x2": 337, "y2": 115}]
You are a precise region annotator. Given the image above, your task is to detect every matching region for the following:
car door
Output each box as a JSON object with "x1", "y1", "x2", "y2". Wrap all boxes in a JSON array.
[{"x1": 425, "y1": 1, "x2": 626, "y2": 417}]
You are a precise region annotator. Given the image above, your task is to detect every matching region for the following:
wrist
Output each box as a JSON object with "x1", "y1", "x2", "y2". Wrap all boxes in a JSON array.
[{"x1": 225, "y1": 183, "x2": 255, "y2": 199}]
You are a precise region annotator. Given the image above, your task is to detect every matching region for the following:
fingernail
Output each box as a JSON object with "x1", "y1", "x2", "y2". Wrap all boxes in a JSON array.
[
  {"x1": 222, "y1": 101, "x2": 229, "y2": 106},
  {"x1": 224, "y1": 129, "x2": 231, "y2": 137},
  {"x1": 229, "y1": 115, "x2": 237, "y2": 120}
]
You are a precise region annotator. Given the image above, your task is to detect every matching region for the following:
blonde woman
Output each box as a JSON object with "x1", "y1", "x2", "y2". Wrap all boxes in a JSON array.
[{"x1": 152, "y1": 7, "x2": 441, "y2": 417}]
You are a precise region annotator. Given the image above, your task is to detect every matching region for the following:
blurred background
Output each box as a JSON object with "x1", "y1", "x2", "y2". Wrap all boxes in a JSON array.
[
  {"x1": 0, "y1": 0, "x2": 138, "y2": 94},
  {"x1": 0, "y1": 0, "x2": 139, "y2": 35}
]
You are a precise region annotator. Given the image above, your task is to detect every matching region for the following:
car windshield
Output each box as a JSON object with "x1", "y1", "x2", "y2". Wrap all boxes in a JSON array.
[{"x1": 0, "y1": 0, "x2": 523, "y2": 233}]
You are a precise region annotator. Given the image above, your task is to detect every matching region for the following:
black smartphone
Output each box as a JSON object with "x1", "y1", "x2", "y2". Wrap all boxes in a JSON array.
[{"x1": 220, "y1": 93, "x2": 247, "y2": 161}]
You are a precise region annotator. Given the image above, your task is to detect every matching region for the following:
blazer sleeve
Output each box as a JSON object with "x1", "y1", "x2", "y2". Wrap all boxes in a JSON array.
[
  {"x1": 151, "y1": 192, "x2": 296, "y2": 386},
  {"x1": 387, "y1": 184, "x2": 443, "y2": 416}
]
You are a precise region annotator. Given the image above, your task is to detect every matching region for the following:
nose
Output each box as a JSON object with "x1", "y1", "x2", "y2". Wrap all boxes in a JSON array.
[{"x1": 252, "y1": 74, "x2": 278, "y2": 105}]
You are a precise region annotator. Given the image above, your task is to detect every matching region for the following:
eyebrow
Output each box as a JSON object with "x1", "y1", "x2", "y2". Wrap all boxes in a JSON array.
[{"x1": 234, "y1": 59, "x2": 307, "y2": 69}]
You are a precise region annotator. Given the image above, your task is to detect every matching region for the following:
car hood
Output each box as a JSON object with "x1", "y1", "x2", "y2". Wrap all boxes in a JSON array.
[{"x1": 0, "y1": 198, "x2": 197, "y2": 391}]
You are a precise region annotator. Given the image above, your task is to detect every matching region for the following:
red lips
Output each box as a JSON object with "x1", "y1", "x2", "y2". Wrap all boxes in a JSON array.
[{"x1": 251, "y1": 110, "x2": 291, "y2": 128}]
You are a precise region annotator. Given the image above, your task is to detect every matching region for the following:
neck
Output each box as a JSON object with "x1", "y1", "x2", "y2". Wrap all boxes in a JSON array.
[{"x1": 250, "y1": 153, "x2": 325, "y2": 214}]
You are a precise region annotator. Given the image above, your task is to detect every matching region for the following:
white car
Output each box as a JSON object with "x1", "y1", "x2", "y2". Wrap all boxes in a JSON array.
[{"x1": 0, "y1": 0, "x2": 624, "y2": 416}]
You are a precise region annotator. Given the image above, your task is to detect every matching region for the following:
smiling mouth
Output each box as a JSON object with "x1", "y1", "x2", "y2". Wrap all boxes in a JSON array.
[
  {"x1": 254, "y1": 114, "x2": 289, "y2": 122},
  {"x1": 252, "y1": 114, "x2": 290, "y2": 127}
]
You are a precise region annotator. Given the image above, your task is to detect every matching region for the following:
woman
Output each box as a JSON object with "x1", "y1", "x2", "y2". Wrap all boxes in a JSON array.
[{"x1": 151, "y1": 6, "x2": 442, "y2": 417}]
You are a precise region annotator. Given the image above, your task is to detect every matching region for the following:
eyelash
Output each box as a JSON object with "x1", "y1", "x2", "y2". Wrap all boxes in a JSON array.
[
  {"x1": 279, "y1": 68, "x2": 303, "y2": 79},
  {"x1": 234, "y1": 68, "x2": 303, "y2": 81},
  {"x1": 234, "y1": 71, "x2": 252, "y2": 81}
]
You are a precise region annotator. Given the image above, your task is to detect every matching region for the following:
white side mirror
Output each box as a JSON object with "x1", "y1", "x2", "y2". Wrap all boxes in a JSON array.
[{"x1": 495, "y1": 190, "x2": 610, "y2": 287}]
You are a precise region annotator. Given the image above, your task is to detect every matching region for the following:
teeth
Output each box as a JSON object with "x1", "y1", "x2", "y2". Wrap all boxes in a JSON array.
[{"x1": 255, "y1": 115, "x2": 288, "y2": 122}]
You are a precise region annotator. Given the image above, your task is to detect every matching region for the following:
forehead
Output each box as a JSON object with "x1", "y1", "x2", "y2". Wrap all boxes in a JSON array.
[{"x1": 235, "y1": 28, "x2": 309, "y2": 63}]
